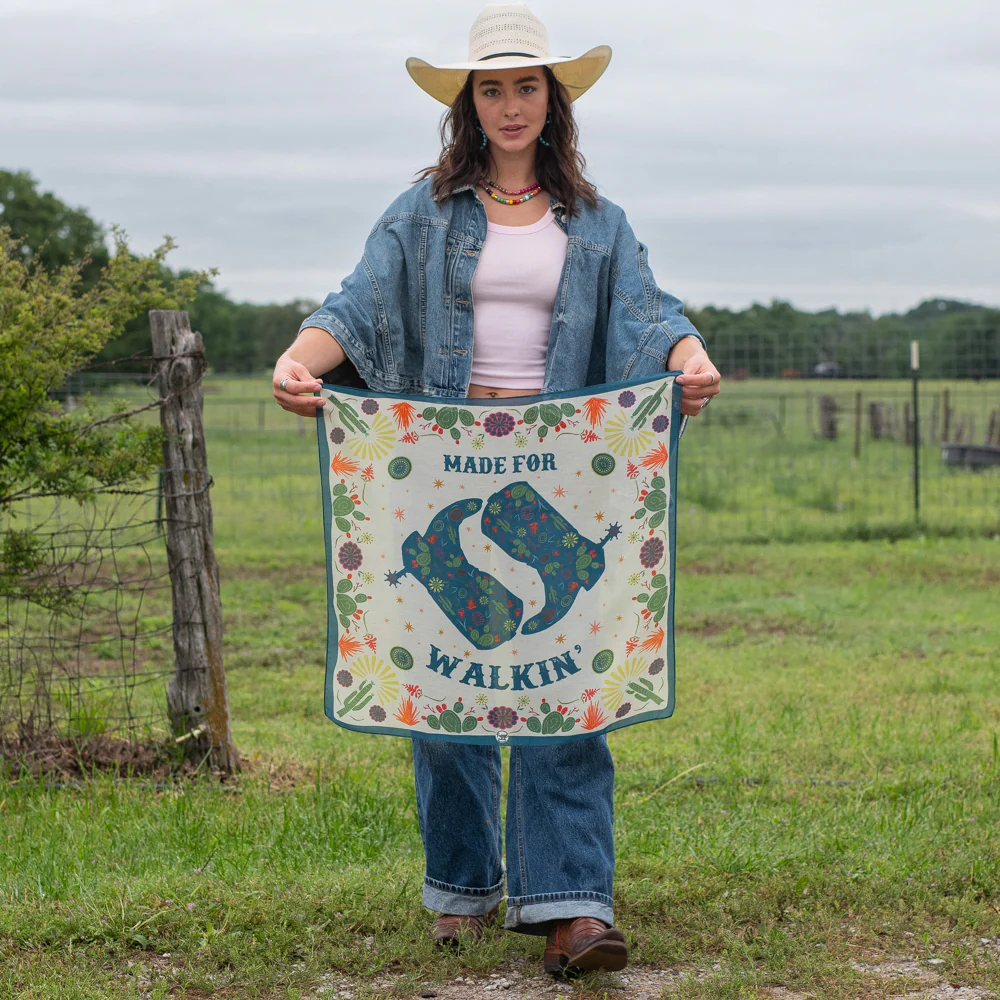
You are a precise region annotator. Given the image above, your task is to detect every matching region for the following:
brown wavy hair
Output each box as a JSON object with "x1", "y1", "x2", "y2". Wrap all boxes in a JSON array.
[{"x1": 414, "y1": 66, "x2": 599, "y2": 217}]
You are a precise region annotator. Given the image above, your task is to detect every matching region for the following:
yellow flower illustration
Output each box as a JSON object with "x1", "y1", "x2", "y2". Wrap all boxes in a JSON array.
[
  {"x1": 603, "y1": 412, "x2": 653, "y2": 458},
  {"x1": 346, "y1": 413, "x2": 396, "y2": 460},
  {"x1": 351, "y1": 655, "x2": 399, "y2": 705},
  {"x1": 601, "y1": 657, "x2": 648, "y2": 711}
]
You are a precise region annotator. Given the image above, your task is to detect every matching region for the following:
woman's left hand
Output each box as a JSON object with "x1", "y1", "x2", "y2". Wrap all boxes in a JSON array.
[{"x1": 675, "y1": 346, "x2": 722, "y2": 416}]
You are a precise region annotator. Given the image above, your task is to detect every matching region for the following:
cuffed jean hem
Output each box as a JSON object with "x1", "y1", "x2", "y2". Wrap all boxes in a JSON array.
[
  {"x1": 421, "y1": 875, "x2": 504, "y2": 916},
  {"x1": 503, "y1": 894, "x2": 614, "y2": 935}
]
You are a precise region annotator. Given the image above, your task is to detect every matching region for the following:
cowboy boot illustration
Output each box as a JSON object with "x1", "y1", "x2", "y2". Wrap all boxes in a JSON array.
[
  {"x1": 386, "y1": 498, "x2": 522, "y2": 650},
  {"x1": 481, "y1": 482, "x2": 620, "y2": 635}
]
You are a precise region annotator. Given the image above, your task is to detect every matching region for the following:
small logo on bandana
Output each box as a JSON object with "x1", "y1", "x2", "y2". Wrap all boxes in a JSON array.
[{"x1": 495, "y1": 730, "x2": 509, "y2": 745}]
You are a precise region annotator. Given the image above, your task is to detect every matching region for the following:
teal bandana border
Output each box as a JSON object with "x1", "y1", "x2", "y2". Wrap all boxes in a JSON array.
[{"x1": 315, "y1": 371, "x2": 684, "y2": 746}]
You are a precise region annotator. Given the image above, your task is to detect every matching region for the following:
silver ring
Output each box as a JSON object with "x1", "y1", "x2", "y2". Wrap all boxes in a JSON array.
[
  {"x1": 708, "y1": 372, "x2": 717, "y2": 385},
  {"x1": 279, "y1": 376, "x2": 290, "y2": 392},
  {"x1": 701, "y1": 396, "x2": 711, "y2": 407}
]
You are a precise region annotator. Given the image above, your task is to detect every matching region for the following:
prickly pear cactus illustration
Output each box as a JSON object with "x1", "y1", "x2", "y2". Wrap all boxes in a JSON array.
[
  {"x1": 482, "y1": 481, "x2": 620, "y2": 635},
  {"x1": 386, "y1": 499, "x2": 522, "y2": 650}
]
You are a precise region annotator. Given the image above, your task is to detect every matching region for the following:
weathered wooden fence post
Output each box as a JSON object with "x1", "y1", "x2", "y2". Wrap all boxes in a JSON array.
[
  {"x1": 817, "y1": 394, "x2": 838, "y2": 439},
  {"x1": 150, "y1": 310, "x2": 239, "y2": 773}
]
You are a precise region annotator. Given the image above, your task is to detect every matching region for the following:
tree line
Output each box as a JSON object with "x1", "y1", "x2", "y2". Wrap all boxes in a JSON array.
[{"x1": 2, "y1": 169, "x2": 997, "y2": 379}]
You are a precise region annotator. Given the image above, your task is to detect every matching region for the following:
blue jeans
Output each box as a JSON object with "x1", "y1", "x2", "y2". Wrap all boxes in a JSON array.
[{"x1": 412, "y1": 735, "x2": 615, "y2": 934}]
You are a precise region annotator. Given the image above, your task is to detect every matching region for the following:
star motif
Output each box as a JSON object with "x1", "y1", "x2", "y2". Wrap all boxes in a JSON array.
[
  {"x1": 438, "y1": 629, "x2": 445, "y2": 636},
  {"x1": 396, "y1": 596, "x2": 404, "y2": 604},
  {"x1": 555, "y1": 633, "x2": 566, "y2": 644},
  {"x1": 589, "y1": 621, "x2": 602, "y2": 635},
  {"x1": 616, "y1": 615, "x2": 623, "y2": 622},
  {"x1": 594, "y1": 511, "x2": 605, "y2": 522},
  {"x1": 404, "y1": 621, "x2": 414, "y2": 632},
  {"x1": 464, "y1": 649, "x2": 471, "y2": 658},
  {"x1": 433, "y1": 479, "x2": 444, "y2": 490},
  {"x1": 483, "y1": 543, "x2": 492, "y2": 553},
  {"x1": 552, "y1": 485, "x2": 566, "y2": 498},
  {"x1": 575, "y1": 470, "x2": 582, "y2": 477},
  {"x1": 528, "y1": 599, "x2": 537, "y2": 607},
  {"x1": 393, "y1": 507, "x2": 406, "y2": 521},
  {"x1": 511, "y1": 648, "x2": 518, "y2": 656},
  {"x1": 427, "y1": 503, "x2": 435, "y2": 510}
]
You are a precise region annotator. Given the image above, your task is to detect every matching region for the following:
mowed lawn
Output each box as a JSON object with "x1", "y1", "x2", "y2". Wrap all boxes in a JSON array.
[{"x1": 2, "y1": 536, "x2": 999, "y2": 999}]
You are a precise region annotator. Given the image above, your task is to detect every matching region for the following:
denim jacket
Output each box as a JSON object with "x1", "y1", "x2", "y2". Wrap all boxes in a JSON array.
[{"x1": 299, "y1": 177, "x2": 704, "y2": 397}]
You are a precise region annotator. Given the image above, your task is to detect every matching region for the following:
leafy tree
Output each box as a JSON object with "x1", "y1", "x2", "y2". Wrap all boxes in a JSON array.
[
  {"x1": 0, "y1": 169, "x2": 109, "y2": 286},
  {"x1": 0, "y1": 226, "x2": 202, "y2": 612}
]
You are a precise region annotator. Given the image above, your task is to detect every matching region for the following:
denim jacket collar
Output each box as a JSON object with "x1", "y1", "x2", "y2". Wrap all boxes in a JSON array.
[{"x1": 300, "y1": 177, "x2": 703, "y2": 398}]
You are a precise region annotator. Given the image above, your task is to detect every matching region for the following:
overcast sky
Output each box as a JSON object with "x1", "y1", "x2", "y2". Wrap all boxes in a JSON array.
[{"x1": 2, "y1": 0, "x2": 998, "y2": 315}]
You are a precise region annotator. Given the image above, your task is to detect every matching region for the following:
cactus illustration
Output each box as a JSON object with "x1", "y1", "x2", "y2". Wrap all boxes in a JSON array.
[
  {"x1": 338, "y1": 679, "x2": 374, "y2": 716},
  {"x1": 328, "y1": 397, "x2": 369, "y2": 436},
  {"x1": 626, "y1": 677, "x2": 664, "y2": 705},
  {"x1": 634, "y1": 475, "x2": 668, "y2": 530},
  {"x1": 426, "y1": 701, "x2": 478, "y2": 733},
  {"x1": 525, "y1": 701, "x2": 576, "y2": 734},
  {"x1": 332, "y1": 482, "x2": 365, "y2": 533},
  {"x1": 630, "y1": 381, "x2": 669, "y2": 429}
]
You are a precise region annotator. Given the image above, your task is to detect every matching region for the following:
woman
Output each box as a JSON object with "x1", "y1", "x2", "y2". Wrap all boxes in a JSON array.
[{"x1": 272, "y1": 2, "x2": 721, "y2": 977}]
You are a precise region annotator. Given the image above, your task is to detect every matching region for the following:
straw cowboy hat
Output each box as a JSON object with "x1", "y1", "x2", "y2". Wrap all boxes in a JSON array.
[{"x1": 406, "y1": 2, "x2": 612, "y2": 106}]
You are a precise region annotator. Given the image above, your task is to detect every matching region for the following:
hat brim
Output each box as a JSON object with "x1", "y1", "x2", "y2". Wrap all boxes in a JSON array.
[{"x1": 406, "y1": 45, "x2": 612, "y2": 106}]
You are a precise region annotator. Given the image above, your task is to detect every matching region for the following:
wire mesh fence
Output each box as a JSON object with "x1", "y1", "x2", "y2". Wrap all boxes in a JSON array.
[
  {"x1": 63, "y1": 368, "x2": 1000, "y2": 548},
  {"x1": 1, "y1": 488, "x2": 177, "y2": 770},
  {"x1": 6, "y1": 352, "x2": 996, "y2": 767}
]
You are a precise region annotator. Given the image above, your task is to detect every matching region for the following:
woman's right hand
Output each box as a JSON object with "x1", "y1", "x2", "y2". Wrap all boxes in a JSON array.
[{"x1": 272, "y1": 356, "x2": 325, "y2": 416}]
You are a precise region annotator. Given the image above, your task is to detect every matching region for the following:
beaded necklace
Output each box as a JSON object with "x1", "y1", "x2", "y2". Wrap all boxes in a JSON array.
[
  {"x1": 477, "y1": 179, "x2": 541, "y2": 205},
  {"x1": 482, "y1": 179, "x2": 539, "y2": 196}
]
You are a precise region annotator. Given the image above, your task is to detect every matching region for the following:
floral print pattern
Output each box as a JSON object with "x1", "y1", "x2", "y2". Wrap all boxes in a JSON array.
[{"x1": 320, "y1": 375, "x2": 678, "y2": 742}]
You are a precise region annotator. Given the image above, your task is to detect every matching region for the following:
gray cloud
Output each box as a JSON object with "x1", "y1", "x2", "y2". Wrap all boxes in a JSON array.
[{"x1": 1, "y1": 0, "x2": 997, "y2": 314}]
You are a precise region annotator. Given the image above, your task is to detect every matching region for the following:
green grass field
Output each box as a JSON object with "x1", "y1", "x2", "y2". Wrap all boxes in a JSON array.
[{"x1": 2, "y1": 376, "x2": 999, "y2": 998}]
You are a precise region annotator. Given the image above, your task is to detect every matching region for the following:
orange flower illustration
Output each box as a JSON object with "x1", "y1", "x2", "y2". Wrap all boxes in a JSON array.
[
  {"x1": 625, "y1": 636, "x2": 640, "y2": 655},
  {"x1": 641, "y1": 625, "x2": 665, "y2": 653},
  {"x1": 394, "y1": 697, "x2": 419, "y2": 726},
  {"x1": 640, "y1": 442, "x2": 669, "y2": 472},
  {"x1": 389, "y1": 400, "x2": 418, "y2": 430},
  {"x1": 580, "y1": 702, "x2": 608, "y2": 731},
  {"x1": 330, "y1": 451, "x2": 361, "y2": 477},
  {"x1": 338, "y1": 632, "x2": 363, "y2": 658},
  {"x1": 582, "y1": 396, "x2": 609, "y2": 428}
]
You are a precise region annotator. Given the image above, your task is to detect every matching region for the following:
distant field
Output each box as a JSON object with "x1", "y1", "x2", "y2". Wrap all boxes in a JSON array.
[{"x1": 187, "y1": 374, "x2": 1000, "y2": 549}]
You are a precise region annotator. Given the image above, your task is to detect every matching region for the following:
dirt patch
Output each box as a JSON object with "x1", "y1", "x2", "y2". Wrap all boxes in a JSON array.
[
  {"x1": 675, "y1": 613, "x2": 821, "y2": 639},
  {"x1": 680, "y1": 559, "x2": 760, "y2": 577},
  {"x1": 306, "y1": 957, "x2": 999, "y2": 1000},
  {"x1": 312, "y1": 963, "x2": 688, "y2": 1000},
  {"x1": 0, "y1": 729, "x2": 195, "y2": 782}
]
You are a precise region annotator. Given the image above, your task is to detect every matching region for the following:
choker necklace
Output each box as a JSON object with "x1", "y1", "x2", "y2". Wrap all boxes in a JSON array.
[
  {"x1": 482, "y1": 179, "x2": 539, "y2": 196},
  {"x1": 478, "y1": 180, "x2": 541, "y2": 205}
]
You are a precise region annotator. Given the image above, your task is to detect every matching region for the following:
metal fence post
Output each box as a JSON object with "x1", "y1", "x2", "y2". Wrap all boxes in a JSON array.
[
  {"x1": 911, "y1": 340, "x2": 921, "y2": 522},
  {"x1": 150, "y1": 310, "x2": 239, "y2": 773}
]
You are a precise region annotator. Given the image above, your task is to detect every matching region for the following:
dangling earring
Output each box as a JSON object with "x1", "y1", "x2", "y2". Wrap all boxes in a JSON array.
[
  {"x1": 538, "y1": 114, "x2": 551, "y2": 147},
  {"x1": 476, "y1": 124, "x2": 488, "y2": 149}
]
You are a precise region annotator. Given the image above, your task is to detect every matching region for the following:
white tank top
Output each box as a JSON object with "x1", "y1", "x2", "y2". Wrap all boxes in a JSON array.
[{"x1": 470, "y1": 207, "x2": 569, "y2": 389}]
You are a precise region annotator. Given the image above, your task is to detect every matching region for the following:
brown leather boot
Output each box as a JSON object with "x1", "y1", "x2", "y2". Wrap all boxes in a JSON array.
[
  {"x1": 543, "y1": 917, "x2": 628, "y2": 975},
  {"x1": 431, "y1": 906, "x2": 499, "y2": 949}
]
